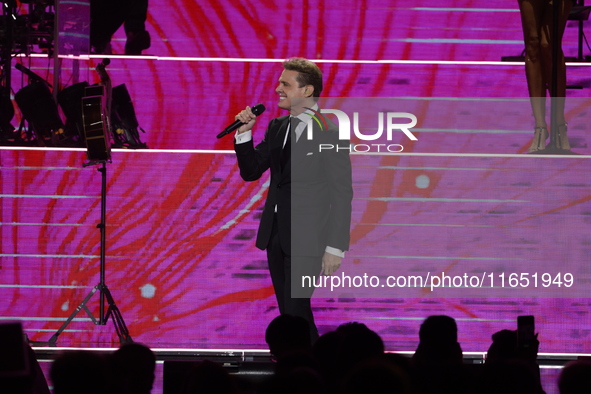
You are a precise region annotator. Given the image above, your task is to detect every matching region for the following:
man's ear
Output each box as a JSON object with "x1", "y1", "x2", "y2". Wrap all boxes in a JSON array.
[{"x1": 305, "y1": 86, "x2": 314, "y2": 97}]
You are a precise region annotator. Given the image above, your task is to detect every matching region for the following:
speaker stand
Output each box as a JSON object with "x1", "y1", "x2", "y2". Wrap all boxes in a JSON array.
[{"x1": 48, "y1": 161, "x2": 132, "y2": 346}]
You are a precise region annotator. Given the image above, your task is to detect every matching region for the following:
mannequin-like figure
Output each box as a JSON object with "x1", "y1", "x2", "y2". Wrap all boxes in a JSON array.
[{"x1": 518, "y1": 0, "x2": 573, "y2": 152}]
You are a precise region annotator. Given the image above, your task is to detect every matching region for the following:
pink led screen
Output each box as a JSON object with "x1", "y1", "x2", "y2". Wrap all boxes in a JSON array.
[{"x1": 1, "y1": 0, "x2": 591, "y2": 354}]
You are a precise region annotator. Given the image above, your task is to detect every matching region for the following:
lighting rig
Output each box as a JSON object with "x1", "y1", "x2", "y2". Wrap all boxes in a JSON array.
[{"x1": 1, "y1": 0, "x2": 57, "y2": 143}]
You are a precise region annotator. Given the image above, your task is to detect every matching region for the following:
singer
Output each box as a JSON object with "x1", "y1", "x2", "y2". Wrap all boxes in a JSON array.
[{"x1": 233, "y1": 58, "x2": 353, "y2": 341}]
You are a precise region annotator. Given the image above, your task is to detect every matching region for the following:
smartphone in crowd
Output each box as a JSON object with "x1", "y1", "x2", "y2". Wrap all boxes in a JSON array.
[{"x1": 517, "y1": 315, "x2": 536, "y2": 350}]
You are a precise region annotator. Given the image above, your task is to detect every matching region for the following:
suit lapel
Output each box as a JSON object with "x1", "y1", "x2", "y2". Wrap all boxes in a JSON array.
[
  {"x1": 273, "y1": 116, "x2": 290, "y2": 176},
  {"x1": 274, "y1": 116, "x2": 290, "y2": 148},
  {"x1": 293, "y1": 115, "x2": 318, "y2": 159},
  {"x1": 275, "y1": 114, "x2": 319, "y2": 176}
]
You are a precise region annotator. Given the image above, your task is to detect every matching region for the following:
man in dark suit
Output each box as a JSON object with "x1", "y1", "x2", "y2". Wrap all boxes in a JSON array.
[{"x1": 233, "y1": 58, "x2": 353, "y2": 340}]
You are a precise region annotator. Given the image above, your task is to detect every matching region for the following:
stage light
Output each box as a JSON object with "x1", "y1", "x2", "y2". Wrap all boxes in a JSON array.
[
  {"x1": 14, "y1": 81, "x2": 64, "y2": 145},
  {"x1": 111, "y1": 84, "x2": 147, "y2": 148},
  {"x1": 57, "y1": 81, "x2": 89, "y2": 146}
]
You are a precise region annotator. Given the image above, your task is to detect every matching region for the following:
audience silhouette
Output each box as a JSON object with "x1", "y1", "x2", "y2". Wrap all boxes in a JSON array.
[
  {"x1": 110, "y1": 343, "x2": 156, "y2": 394},
  {"x1": 265, "y1": 314, "x2": 312, "y2": 360},
  {"x1": 482, "y1": 329, "x2": 544, "y2": 394},
  {"x1": 50, "y1": 351, "x2": 108, "y2": 394},
  {"x1": 10, "y1": 314, "x2": 587, "y2": 394},
  {"x1": 0, "y1": 340, "x2": 50, "y2": 394},
  {"x1": 412, "y1": 315, "x2": 463, "y2": 368},
  {"x1": 410, "y1": 315, "x2": 473, "y2": 394},
  {"x1": 558, "y1": 359, "x2": 591, "y2": 394}
]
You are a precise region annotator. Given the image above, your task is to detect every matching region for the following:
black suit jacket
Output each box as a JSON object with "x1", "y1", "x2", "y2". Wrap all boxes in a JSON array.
[{"x1": 234, "y1": 114, "x2": 353, "y2": 257}]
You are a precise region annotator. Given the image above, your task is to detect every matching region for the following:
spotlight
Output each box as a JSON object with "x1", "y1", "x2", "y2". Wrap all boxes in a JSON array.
[
  {"x1": 57, "y1": 81, "x2": 89, "y2": 146},
  {"x1": 111, "y1": 84, "x2": 147, "y2": 148},
  {"x1": 14, "y1": 81, "x2": 64, "y2": 145}
]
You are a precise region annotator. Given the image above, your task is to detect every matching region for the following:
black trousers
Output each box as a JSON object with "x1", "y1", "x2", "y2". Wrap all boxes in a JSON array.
[
  {"x1": 90, "y1": 0, "x2": 149, "y2": 49},
  {"x1": 266, "y1": 215, "x2": 322, "y2": 341}
]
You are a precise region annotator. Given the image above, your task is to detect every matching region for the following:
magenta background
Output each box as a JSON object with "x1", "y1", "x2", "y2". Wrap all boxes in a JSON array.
[
  {"x1": 9, "y1": 0, "x2": 591, "y2": 151},
  {"x1": 2, "y1": 148, "x2": 591, "y2": 356},
  {"x1": 2, "y1": 1, "x2": 591, "y2": 375}
]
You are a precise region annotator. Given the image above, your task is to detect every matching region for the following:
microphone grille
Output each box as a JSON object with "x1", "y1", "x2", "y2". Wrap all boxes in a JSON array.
[{"x1": 251, "y1": 103, "x2": 266, "y2": 116}]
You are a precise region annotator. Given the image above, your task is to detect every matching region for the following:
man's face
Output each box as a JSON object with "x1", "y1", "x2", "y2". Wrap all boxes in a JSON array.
[{"x1": 276, "y1": 69, "x2": 311, "y2": 112}]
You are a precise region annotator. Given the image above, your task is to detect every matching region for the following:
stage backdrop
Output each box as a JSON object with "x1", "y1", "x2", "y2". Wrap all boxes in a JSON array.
[{"x1": 2, "y1": 145, "x2": 591, "y2": 353}]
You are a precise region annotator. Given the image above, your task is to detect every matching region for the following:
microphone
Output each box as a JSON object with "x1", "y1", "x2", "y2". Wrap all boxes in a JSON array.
[{"x1": 217, "y1": 103, "x2": 266, "y2": 139}]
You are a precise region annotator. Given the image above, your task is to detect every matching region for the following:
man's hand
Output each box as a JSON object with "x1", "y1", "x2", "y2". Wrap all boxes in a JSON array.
[
  {"x1": 235, "y1": 106, "x2": 258, "y2": 134},
  {"x1": 321, "y1": 252, "x2": 342, "y2": 276}
]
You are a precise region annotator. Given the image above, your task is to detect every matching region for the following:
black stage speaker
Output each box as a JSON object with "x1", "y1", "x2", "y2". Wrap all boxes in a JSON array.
[
  {"x1": 81, "y1": 85, "x2": 111, "y2": 162},
  {"x1": 14, "y1": 81, "x2": 64, "y2": 141},
  {"x1": 57, "y1": 81, "x2": 89, "y2": 144}
]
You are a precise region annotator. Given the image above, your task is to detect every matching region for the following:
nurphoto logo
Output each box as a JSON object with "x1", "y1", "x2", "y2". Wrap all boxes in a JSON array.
[{"x1": 306, "y1": 109, "x2": 418, "y2": 153}]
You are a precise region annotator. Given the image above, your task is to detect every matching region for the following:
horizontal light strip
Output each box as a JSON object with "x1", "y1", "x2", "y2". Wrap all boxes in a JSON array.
[
  {"x1": 17, "y1": 54, "x2": 589, "y2": 67},
  {"x1": 372, "y1": 97, "x2": 530, "y2": 101},
  {"x1": 0, "y1": 146, "x2": 232, "y2": 154},
  {"x1": 352, "y1": 152, "x2": 591, "y2": 159},
  {"x1": 369, "y1": 316, "x2": 515, "y2": 322},
  {"x1": 0, "y1": 254, "x2": 100, "y2": 258},
  {"x1": 349, "y1": 255, "x2": 522, "y2": 261},
  {"x1": 358, "y1": 223, "x2": 494, "y2": 227},
  {"x1": 31, "y1": 346, "x2": 272, "y2": 353},
  {"x1": 0, "y1": 222, "x2": 84, "y2": 227},
  {"x1": 107, "y1": 148, "x2": 231, "y2": 154},
  {"x1": 0, "y1": 166, "x2": 82, "y2": 170},
  {"x1": 0, "y1": 194, "x2": 96, "y2": 199},
  {"x1": 411, "y1": 128, "x2": 530, "y2": 134},
  {"x1": 356, "y1": 197, "x2": 528, "y2": 203},
  {"x1": 26, "y1": 328, "x2": 88, "y2": 333},
  {"x1": 2, "y1": 147, "x2": 591, "y2": 159},
  {"x1": 393, "y1": 38, "x2": 523, "y2": 45},
  {"x1": 375, "y1": 166, "x2": 520, "y2": 171},
  {"x1": 0, "y1": 317, "x2": 91, "y2": 322},
  {"x1": 0, "y1": 146, "x2": 87, "y2": 152},
  {"x1": 149, "y1": 347, "x2": 270, "y2": 353},
  {"x1": 0, "y1": 285, "x2": 88, "y2": 289},
  {"x1": 27, "y1": 345, "x2": 591, "y2": 359},
  {"x1": 538, "y1": 352, "x2": 591, "y2": 358},
  {"x1": 410, "y1": 7, "x2": 518, "y2": 12}
]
